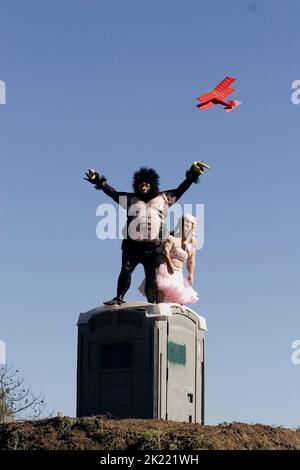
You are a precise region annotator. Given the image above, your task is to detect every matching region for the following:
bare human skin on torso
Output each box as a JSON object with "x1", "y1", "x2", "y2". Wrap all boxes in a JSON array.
[{"x1": 127, "y1": 194, "x2": 169, "y2": 242}]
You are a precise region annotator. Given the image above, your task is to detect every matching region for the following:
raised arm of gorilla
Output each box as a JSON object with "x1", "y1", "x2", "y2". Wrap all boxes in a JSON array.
[
  {"x1": 163, "y1": 162, "x2": 204, "y2": 207},
  {"x1": 84, "y1": 169, "x2": 129, "y2": 206}
]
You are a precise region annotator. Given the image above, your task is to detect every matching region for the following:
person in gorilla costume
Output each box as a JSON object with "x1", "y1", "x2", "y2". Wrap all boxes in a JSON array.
[{"x1": 85, "y1": 161, "x2": 209, "y2": 305}]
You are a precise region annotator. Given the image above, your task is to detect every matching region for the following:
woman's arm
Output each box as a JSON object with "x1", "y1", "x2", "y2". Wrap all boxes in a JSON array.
[
  {"x1": 164, "y1": 237, "x2": 175, "y2": 274},
  {"x1": 186, "y1": 251, "x2": 196, "y2": 285}
]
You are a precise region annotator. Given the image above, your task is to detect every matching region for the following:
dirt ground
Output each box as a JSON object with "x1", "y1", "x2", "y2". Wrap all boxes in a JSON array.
[{"x1": 1, "y1": 417, "x2": 300, "y2": 450}]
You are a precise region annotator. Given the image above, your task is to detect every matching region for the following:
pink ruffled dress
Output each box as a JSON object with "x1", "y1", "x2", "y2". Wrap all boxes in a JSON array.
[{"x1": 139, "y1": 243, "x2": 199, "y2": 305}]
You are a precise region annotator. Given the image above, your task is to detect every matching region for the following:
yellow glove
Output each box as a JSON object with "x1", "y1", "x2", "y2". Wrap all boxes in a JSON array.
[
  {"x1": 85, "y1": 168, "x2": 99, "y2": 181},
  {"x1": 192, "y1": 161, "x2": 210, "y2": 175},
  {"x1": 84, "y1": 169, "x2": 107, "y2": 187}
]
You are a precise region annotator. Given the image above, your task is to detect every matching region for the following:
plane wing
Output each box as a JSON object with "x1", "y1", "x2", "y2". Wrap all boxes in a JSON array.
[
  {"x1": 197, "y1": 76, "x2": 236, "y2": 103},
  {"x1": 197, "y1": 97, "x2": 241, "y2": 112},
  {"x1": 196, "y1": 100, "x2": 217, "y2": 110}
]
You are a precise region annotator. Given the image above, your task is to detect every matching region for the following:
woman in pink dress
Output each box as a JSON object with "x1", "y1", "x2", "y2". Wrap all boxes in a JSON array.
[{"x1": 139, "y1": 214, "x2": 199, "y2": 305}]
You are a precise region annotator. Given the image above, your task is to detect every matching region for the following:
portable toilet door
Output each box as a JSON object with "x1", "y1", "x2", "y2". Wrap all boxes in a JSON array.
[{"x1": 165, "y1": 305, "x2": 206, "y2": 424}]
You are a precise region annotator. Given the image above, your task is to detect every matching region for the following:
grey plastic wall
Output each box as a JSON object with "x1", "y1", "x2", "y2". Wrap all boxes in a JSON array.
[{"x1": 77, "y1": 302, "x2": 206, "y2": 423}]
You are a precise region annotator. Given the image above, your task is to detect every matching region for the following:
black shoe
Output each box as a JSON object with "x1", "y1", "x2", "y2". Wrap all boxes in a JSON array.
[{"x1": 103, "y1": 297, "x2": 125, "y2": 306}]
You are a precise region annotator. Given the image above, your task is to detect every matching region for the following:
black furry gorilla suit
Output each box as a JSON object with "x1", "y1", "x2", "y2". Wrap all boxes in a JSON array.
[{"x1": 85, "y1": 164, "x2": 201, "y2": 304}]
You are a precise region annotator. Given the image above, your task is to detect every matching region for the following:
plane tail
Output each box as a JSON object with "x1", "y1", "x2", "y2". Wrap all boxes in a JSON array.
[{"x1": 224, "y1": 100, "x2": 241, "y2": 112}]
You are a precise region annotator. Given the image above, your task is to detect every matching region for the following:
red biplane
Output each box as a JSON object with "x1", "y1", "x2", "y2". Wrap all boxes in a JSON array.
[{"x1": 196, "y1": 76, "x2": 241, "y2": 112}]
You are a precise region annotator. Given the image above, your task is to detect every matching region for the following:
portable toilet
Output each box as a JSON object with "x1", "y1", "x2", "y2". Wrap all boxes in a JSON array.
[{"x1": 77, "y1": 301, "x2": 207, "y2": 424}]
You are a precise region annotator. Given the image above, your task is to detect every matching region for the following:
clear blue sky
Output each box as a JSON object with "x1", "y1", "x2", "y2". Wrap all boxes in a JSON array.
[{"x1": 1, "y1": 0, "x2": 300, "y2": 426}]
